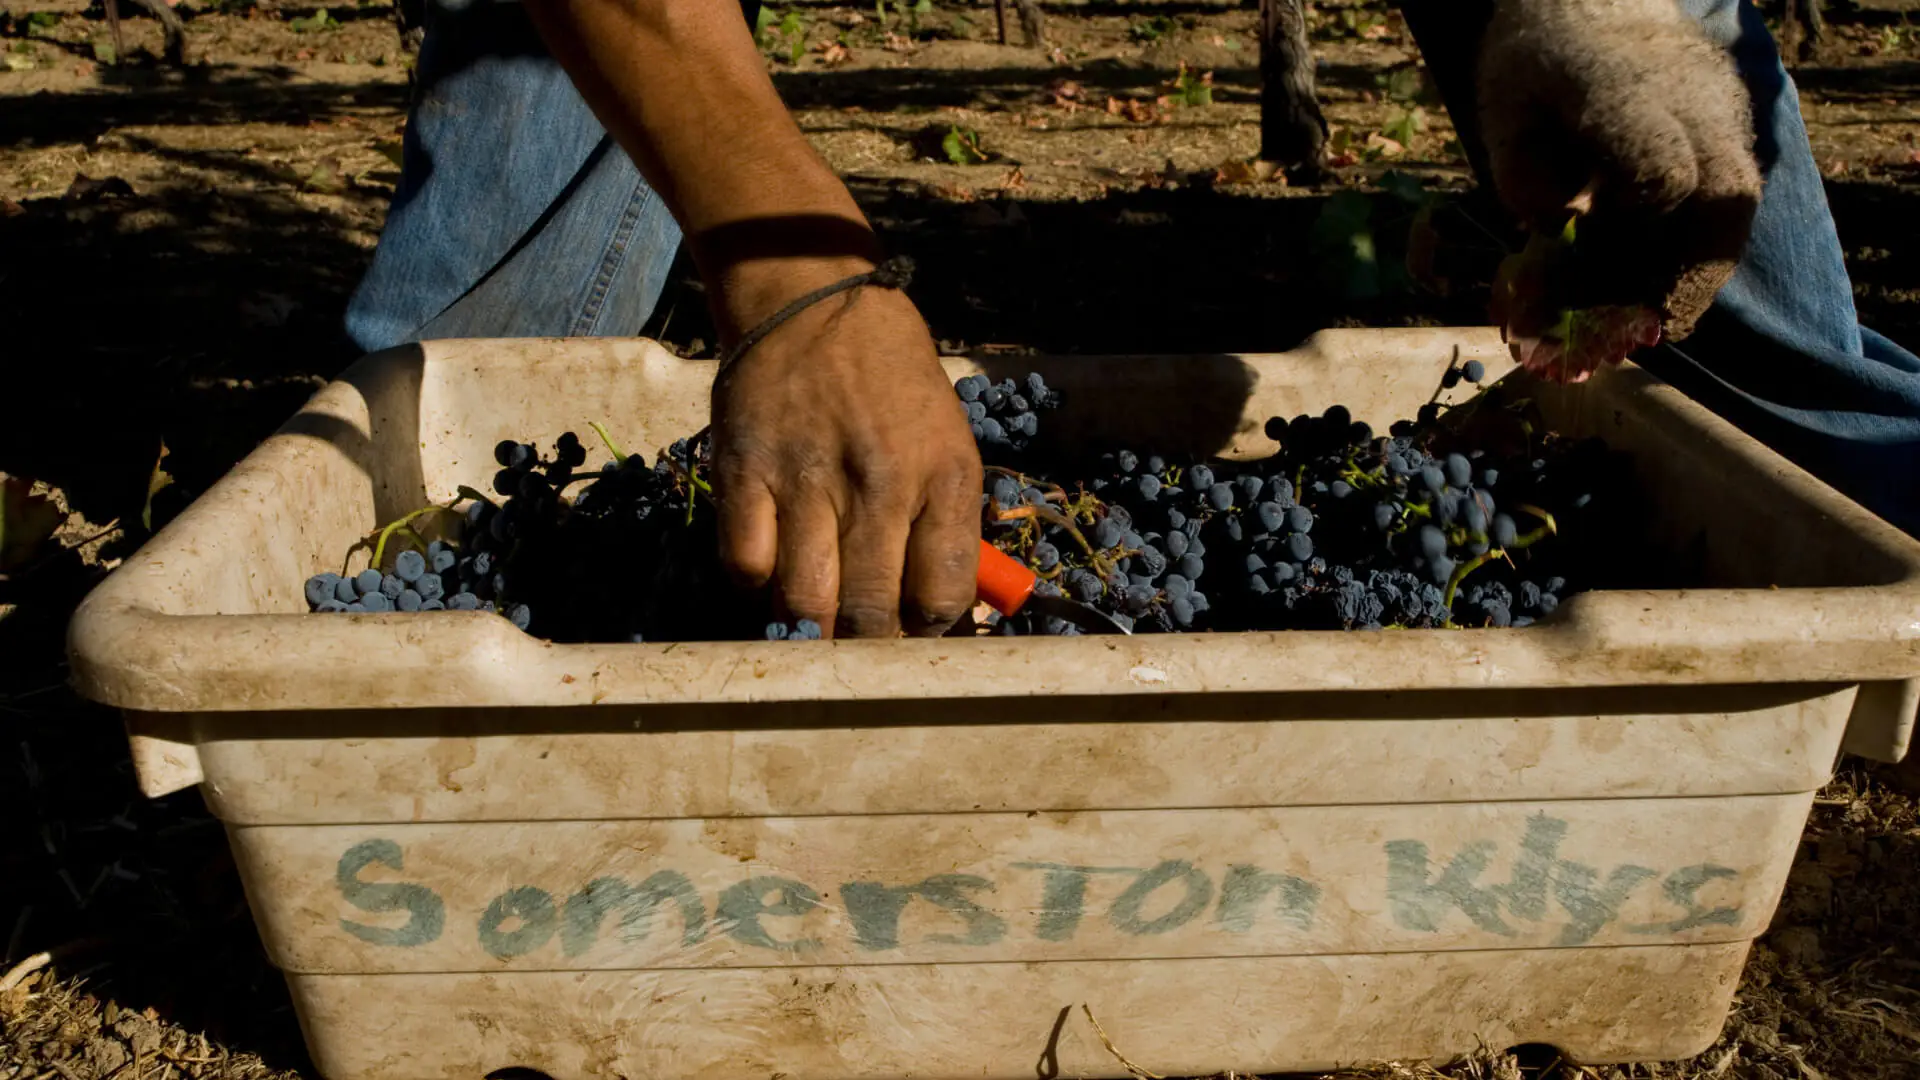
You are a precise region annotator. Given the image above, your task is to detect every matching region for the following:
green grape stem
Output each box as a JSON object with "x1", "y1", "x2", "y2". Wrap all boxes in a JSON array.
[
  {"x1": 371, "y1": 504, "x2": 462, "y2": 571},
  {"x1": 587, "y1": 422, "x2": 628, "y2": 465}
]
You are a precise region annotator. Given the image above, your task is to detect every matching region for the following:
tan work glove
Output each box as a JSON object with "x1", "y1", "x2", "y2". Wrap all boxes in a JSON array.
[{"x1": 1477, "y1": 0, "x2": 1763, "y2": 380}]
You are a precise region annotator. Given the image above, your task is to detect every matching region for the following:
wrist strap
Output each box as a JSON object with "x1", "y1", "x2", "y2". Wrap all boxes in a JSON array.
[{"x1": 715, "y1": 256, "x2": 915, "y2": 373}]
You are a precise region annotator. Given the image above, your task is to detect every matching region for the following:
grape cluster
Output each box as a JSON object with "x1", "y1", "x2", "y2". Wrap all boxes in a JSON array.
[
  {"x1": 297, "y1": 357, "x2": 1622, "y2": 642},
  {"x1": 972, "y1": 358, "x2": 1609, "y2": 636},
  {"x1": 305, "y1": 539, "x2": 530, "y2": 627},
  {"x1": 957, "y1": 372, "x2": 1062, "y2": 459}
]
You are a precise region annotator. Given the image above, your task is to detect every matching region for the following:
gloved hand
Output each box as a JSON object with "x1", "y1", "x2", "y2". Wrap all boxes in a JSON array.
[{"x1": 1476, "y1": 0, "x2": 1763, "y2": 378}]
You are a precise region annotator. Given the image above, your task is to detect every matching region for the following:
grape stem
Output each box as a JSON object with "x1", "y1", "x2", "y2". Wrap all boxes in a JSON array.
[
  {"x1": 1509, "y1": 503, "x2": 1558, "y2": 549},
  {"x1": 1440, "y1": 501, "x2": 1560, "y2": 615},
  {"x1": 588, "y1": 422, "x2": 628, "y2": 465},
  {"x1": 992, "y1": 502, "x2": 1090, "y2": 556},
  {"x1": 371, "y1": 504, "x2": 462, "y2": 572}
]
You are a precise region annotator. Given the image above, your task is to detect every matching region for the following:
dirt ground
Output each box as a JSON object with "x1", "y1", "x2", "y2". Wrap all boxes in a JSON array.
[{"x1": 3, "y1": 1, "x2": 1920, "y2": 1078}]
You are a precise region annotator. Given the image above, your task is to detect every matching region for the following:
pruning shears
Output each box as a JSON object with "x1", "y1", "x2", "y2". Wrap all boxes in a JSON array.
[{"x1": 974, "y1": 538, "x2": 1133, "y2": 636}]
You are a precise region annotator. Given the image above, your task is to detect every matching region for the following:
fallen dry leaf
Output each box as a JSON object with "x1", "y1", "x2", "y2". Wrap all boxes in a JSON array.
[
  {"x1": 1105, "y1": 96, "x2": 1159, "y2": 124},
  {"x1": 1364, "y1": 131, "x2": 1406, "y2": 157},
  {"x1": 1, "y1": 475, "x2": 63, "y2": 573},
  {"x1": 1213, "y1": 158, "x2": 1281, "y2": 186},
  {"x1": 817, "y1": 41, "x2": 850, "y2": 66},
  {"x1": 996, "y1": 166, "x2": 1027, "y2": 190},
  {"x1": 142, "y1": 443, "x2": 174, "y2": 532}
]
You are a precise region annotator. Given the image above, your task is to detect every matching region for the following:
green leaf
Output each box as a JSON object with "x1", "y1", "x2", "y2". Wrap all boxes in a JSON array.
[
  {"x1": 28, "y1": 11, "x2": 58, "y2": 29},
  {"x1": 1381, "y1": 106, "x2": 1424, "y2": 148},
  {"x1": 756, "y1": 4, "x2": 779, "y2": 41},
  {"x1": 289, "y1": 8, "x2": 338, "y2": 32},
  {"x1": 941, "y1": 125, "x2": 988, "y2": 165},
  {"x1": 1377, "y1": 65, "x2": 1434, "y2": 106}
]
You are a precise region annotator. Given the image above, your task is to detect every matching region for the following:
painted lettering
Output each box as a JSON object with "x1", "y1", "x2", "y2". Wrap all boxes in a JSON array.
[
  {"x1": 1011, "y1": 863, "x2": 1141, "y2": 942},
  {"x1": 1109, "y1": 861, "x2": 1212, "y2": 935},
  {"x1": 1490, "y1": 813, "x2": 1565, "y2": 922},
  {"x1": 842, "y1": 874, "x2": 1008, "y2": 950},
  {"x1": 1385, "y1": 839, "x2": 1514, "y2": 936},
  {"x1": 478, "y1": 885, "x2": 558, "y2": 958},
  {"x1": 1625, "y1": 864, "x2": 1742, "y2": 935},
  {"x1": 1215, "y1": 865, "x2": 1320, "y2": 933},
  {"x1": 716, "y1": 876, "x2": 822, "y2": 953},
  {"x1": 335, "y1": 838, "x2": 445, "y2": 948},
  {"x1": 1551, "y1": 861, "x2": 1659, "y2": 946},
  {"x1": 560, "y1": 872, "x2": 707, "y2": 956}
]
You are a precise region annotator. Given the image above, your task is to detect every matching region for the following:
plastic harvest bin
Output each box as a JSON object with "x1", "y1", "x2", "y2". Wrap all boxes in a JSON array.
[{"x1": 68, "y1": 329, "x2": 1920, "y2": 1080}]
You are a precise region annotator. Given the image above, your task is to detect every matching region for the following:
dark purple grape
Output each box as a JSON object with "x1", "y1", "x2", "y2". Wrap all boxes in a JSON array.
[
  {"x1": 1033, "y1": 542, "x2": 1061, "y2": 571},
  {"x1": 395, "y1": 550, "x2": 426, "y2": 583},
  {"x1": 305, "y1": 573, "x2": 341, "y2": 608}
]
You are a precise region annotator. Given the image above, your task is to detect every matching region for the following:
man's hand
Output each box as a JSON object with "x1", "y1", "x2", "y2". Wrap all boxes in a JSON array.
[
  {"x1": 709, "y1": 257, "x2": 982, "y2": 639},
  {"x1": 520, "y1": 0, "x2": 985, "y2": 636},
  {"x1": 1476, "y1": 0, "x2": 1763, "y2": 344}
]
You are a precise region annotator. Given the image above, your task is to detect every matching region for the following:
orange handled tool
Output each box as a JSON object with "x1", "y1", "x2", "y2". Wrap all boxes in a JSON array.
[{"x1": 975, "y1": 538, "x2": 1132, "y2": 635}]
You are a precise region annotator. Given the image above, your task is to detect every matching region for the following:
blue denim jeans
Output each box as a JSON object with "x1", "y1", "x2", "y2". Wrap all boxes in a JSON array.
[{"x1": 345, "y1": 0, "x2": 1920, "y2": 537}]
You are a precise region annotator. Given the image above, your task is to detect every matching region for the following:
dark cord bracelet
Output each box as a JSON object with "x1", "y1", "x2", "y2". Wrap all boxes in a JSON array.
[{"x1": 715, "y1": 255, "x2": 915, "y2": 373}]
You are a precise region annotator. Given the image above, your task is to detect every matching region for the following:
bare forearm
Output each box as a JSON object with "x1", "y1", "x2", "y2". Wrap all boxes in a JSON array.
[{"x1": 523, "y1": 0, "x2": 879, "y2": 328}]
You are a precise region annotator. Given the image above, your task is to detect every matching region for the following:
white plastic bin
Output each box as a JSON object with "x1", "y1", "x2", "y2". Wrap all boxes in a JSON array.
[{"x1": 68, "y1": 329, "x2": 1920, "y2": 1079}]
